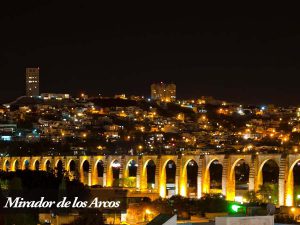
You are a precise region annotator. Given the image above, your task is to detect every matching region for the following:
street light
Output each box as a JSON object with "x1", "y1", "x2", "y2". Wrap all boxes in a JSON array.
[
  {"x1": 229, "y1": 203, "x2": 246, "y2": 215},
  {"x1": 145, "y1": 209, "x2": 152, "y2": 222},
  {"x1": 231, "y1": 204, "x2": 241, "y2": 213}
]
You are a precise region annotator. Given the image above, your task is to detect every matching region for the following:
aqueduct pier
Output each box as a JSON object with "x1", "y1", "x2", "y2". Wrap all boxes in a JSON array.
[{"x1": 1, "y1": 153, "x2": 300, "y2": 206}]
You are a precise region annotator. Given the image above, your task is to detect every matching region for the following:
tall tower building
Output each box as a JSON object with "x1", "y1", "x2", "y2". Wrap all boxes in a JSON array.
[
  {"x1": 26, "y1": 67, "x2": 39, "y2": 97},
  {"x1": 151, "y1": 82, "x2": 176, "y2": 102}
]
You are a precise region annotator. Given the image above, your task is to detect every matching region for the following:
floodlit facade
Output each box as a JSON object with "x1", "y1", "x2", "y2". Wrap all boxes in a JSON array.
[
  {"x1": 26, "y1": 67, "x2": 39, "y2": 97},
  {"x1": 41, "y1": 93, "x2": 70, "y2": 100},
  {"x1": 151, "y1": 82, "x2": 176, "y2": 102}
]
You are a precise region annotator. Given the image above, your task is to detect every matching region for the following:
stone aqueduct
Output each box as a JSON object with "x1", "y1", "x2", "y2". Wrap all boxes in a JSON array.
[{"x1": 1, "y1": 153, "x2": 300, "y2": 206}]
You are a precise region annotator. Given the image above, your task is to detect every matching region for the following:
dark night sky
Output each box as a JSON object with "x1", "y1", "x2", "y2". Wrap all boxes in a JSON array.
[{"x1": 1, "y1": 2, "x2": 300, "y2": 105}]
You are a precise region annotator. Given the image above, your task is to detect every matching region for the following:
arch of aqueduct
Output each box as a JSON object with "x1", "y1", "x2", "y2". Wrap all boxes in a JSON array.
[{"x1": 1, "y1": 153, "x2": 300, "y2": 206}]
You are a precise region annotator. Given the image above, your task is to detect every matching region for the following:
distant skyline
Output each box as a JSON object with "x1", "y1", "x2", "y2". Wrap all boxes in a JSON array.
[{"x1": 1, "y1": 2, "x2": 300, "y2": 105}]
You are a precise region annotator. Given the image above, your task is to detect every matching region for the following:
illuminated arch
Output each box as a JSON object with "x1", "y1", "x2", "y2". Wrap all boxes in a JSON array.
[
  {"x1": 55, "y1": 159, "x2": 64, "y2": 177},
  {"x1": 66, "y1": 159, "x2": 76, "y2": 172},
  {"x1": 180, "y1": 159, "x2": 198, "y2": 197},
  {"x1": 92, "y1": 159, "x2": 104, "y2": 186},
  {"x1": 286, "y1": 159, "x2": 300, "y2": 206},
  {"x1": 80, "y1": 160, "x2": 90, "y2": 185},
  {"x1": 32, "y1": 159, "x2": 40, "y2": 171},
  {"x1": 124, "y1": 159, "x2": 137, "y2": 178},
  {"x1": 12, "y1": 159, "x2": 20, "y2": 171},
  {"x1": 227, "y1": 158, "x2": 249, "y2": 201},
  {"x1": 94, "y1": 160, "x2": 104, "y2": 177},
  {"x1": 229, "y1": 158, "x2": 245, "y2": 181},
  {"x1": 65, "y1": 159, "x2": 76, "y2": 180},
  {"x1": 22, "y1": 159, "x2": 30, "y2": 170},
  {"x1": 256, "y1": 159, "x2": 279, "y2": 191},
  {"x1": 55, "y1": 159, "x2": 63, "y2": 168},
  {"x1": 81, "y1": 160, "x2": 90, "y2": 173},
  {"x1": 203, "y1": 159, "x2": 222, "y2": 194},
  {"x1": 142, "y1": 159, "x2": 156, "y2": 190},
  {"x1": 107, "y1": 159, "x2": 121, "y2": 187},
  {"x1": 122, "y1": 159, "x2": 137, "y2": 188},
  {"x1": 43, "y1": 159, "x2": 51, "y2": 172},
  {"x1": 160, "y1": 159, "x2": 176, "y2": 198},
  {"x1": 3, "y1": 160, "x2": 10, "y2": 171}
]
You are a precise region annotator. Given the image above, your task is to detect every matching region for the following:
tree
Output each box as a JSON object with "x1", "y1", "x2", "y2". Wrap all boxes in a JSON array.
[
  {"x1": 243, "y1": 190, "x2": 259, "y2": 203},
  {"x1": 257, "y1": 183, "x2": 278, "y2": 204},
  {"x1": 8, "y1": 176, "x2": 22, "y2": 191},
  {"x1": 122, "y1": 177, "x2": 136, "y2": 188}
]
